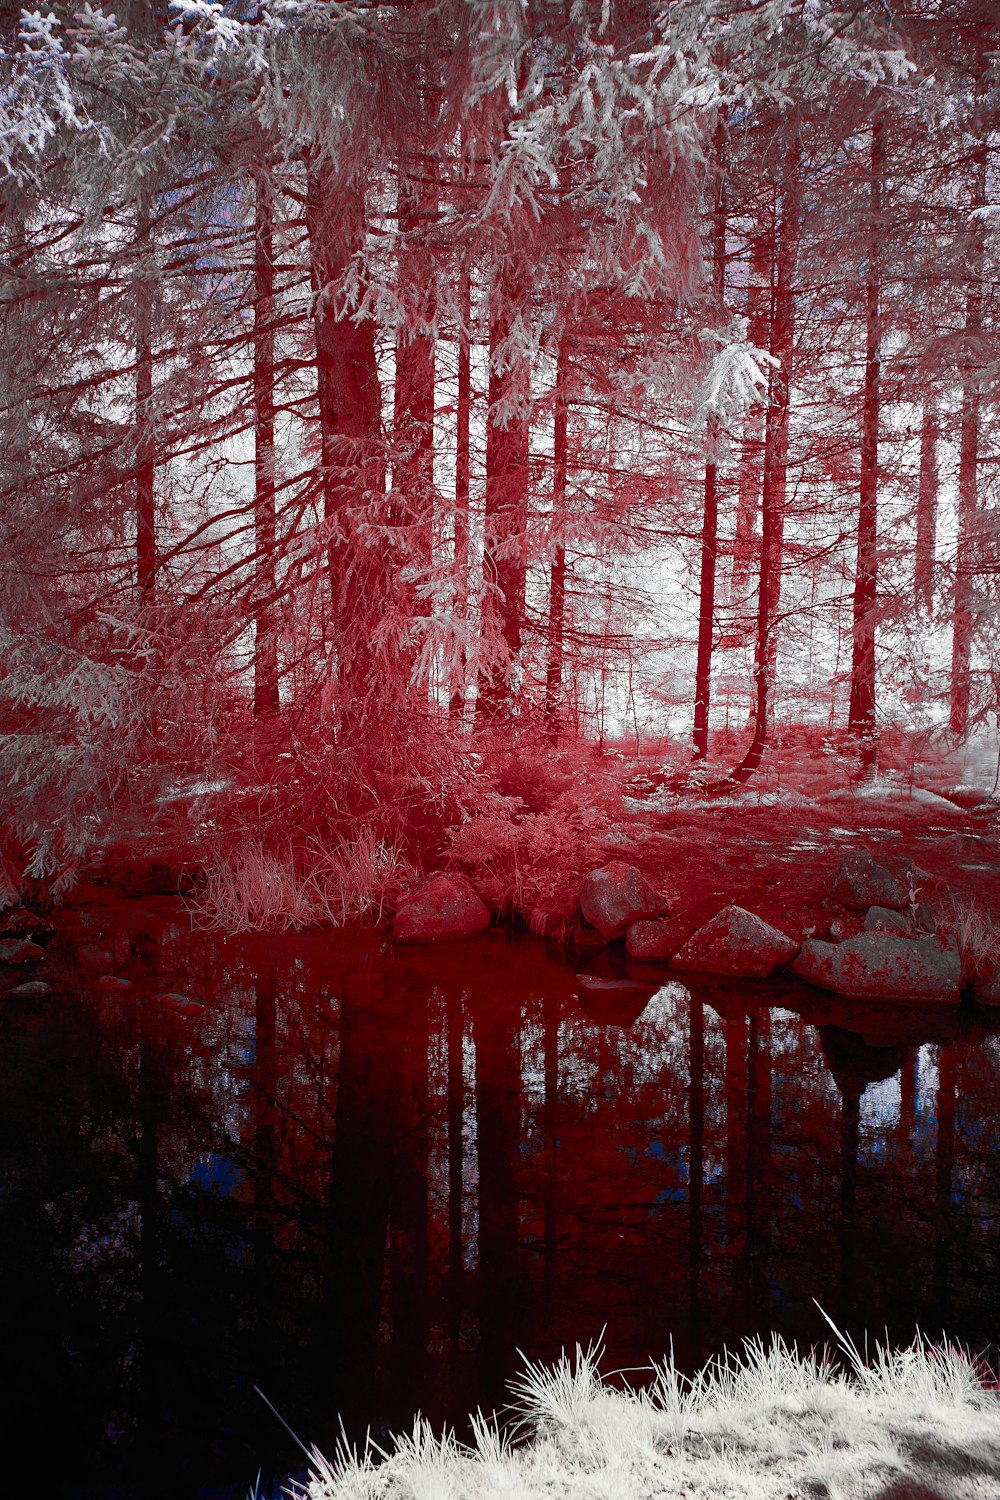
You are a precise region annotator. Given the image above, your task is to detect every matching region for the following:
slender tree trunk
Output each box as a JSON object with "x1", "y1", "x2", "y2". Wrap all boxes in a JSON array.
[
  {"x1": 950, "y1": 136, "x2": 987, "y2": 737},
  {"x1": 306, "y1": 164, "x2": 384, "y2": 723},
  {"x1": 693, "y1": 113, "x2": 728, "y2": 759},
  {"x1": 254, "y1": 166, "x2": 279, "y2": 718},
  {"x1": 477, "y1": 258, "x2": 530, "y2": 722},
  {"x1": 731, "y1": 229, "x2": 772, "y2": 601},
  {"x1": 450, "y1": 264, "x2": 472, "y2": 716},
  {"x1": 848, "y1": 114, "x2": 884, "y2": 754},
  {"x1": 914, "y1": 395, "x2": 939, "y2": 615},
  {"x1": 731, "y1": 133, "x2": 800, "y2": 784},
  {"x1": 135, "y1": 202, "x2": 156, "y2": 599},
  {"x1": 544, "y1": 339, "x2": 570, "y2": 738},
  {"x1": 393, "y1": 162, "x2": 436, "y2": 688}
]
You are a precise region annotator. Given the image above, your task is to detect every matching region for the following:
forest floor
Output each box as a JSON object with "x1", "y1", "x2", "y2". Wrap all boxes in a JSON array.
[{"x1": 608, "y1": 733, "x2": 1000, "y2": 953}]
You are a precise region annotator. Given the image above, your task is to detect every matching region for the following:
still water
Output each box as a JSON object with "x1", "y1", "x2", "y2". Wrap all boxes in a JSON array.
[{"x1": 3, "y1": 896, "x2": 1000, "y2": 1497}]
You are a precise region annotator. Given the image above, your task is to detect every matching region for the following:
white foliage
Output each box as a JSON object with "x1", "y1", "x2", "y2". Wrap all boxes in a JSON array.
[{"x1": 302, "y1": 1331, "x2": 1000, "y2": 1500}]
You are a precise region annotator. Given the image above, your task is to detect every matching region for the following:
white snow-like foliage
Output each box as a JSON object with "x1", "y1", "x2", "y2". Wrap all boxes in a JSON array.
[
  {"x1": 298, "y1": 1329, "x2": 1000, "y2": 1500},
  {"x1": 697, "y1": 321, "x2": 776, "y2": 418}
]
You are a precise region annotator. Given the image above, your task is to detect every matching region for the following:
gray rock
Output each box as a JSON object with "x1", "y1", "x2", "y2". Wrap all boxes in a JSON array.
[
  {"x1": 829, "y1": 854, "x2": 908, "y2": 911},
  {"x1": 393, "y1": 873, "x2": 491, "y2": 944},
  {"x1": 670, "y1": 906, "x2": 798, "y2": 978},
  {"x1": 864, "y1": 906, "x2": 912, "y2": 936},
  {"x1": 626, "y1": 918, "x2": 675, "y2": 962},
  {"x1": 7, "y1": 980, "x2": 53, "y2": 997},
  {"x1": 96, "y1": 974, "x2": 134, "y2": 991},
  {"x1": 579, "y1": 862, "x2": 663, "y2": 940},
  {"x1": 792, "y1": 933, "x2": 961, "y2": 1002},
  {"x1": 972, "y1": 971, "x2": 1000, "y2": 1006},
  {"x1": 0, "y1": 939, "x2": 47, "y2": 965}
]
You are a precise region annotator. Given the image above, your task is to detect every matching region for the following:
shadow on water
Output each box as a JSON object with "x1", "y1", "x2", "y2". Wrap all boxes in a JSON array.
[{"x1": 4, "y1": 901, "x2": 1000, "y2": 1496}]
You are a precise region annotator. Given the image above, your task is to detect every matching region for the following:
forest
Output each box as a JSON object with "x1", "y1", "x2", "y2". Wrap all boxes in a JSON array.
[{"x1": 1, "y1": 0, "x2": 998, "y2": 925}]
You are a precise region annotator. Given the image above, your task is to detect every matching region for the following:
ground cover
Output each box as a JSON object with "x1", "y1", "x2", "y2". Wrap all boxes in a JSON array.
[{"x1": 299, "y1": 1330, "x2": 1000, "y2": 1500}]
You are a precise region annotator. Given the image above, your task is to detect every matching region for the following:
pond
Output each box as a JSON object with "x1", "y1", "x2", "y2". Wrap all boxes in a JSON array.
[{"x1": 4, "y1": 895, "x2": 1000, "y2": 1498}]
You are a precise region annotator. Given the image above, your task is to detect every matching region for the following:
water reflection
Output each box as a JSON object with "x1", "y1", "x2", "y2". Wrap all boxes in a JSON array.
[{"x1": 3, "y1": 908, "x2": 1000, "y2": 1498}]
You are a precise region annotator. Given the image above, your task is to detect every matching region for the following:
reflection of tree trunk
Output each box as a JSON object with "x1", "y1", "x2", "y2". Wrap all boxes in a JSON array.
[
  {"x1": 543, "y1": 987, "x2": 559, "y2": 1304},
  {"x1": 898, "y1": 1048, "x2": 917, "y2": 1167},
  {"x1": 135, "y1": 1010, "x2": 168, "y2": 1497},
  {"x1": 746, "y1": 1011, "x2": 771, "y2": 1305},
  {"x1": 838, "y1": 1083, "x2": 860, "y2": 1316},
  {"x1": 474, "y1": 984, "x2": 521, "y2": 1407},
  {"x1": 731, "y1": 130, "x2": 800, "y2": 783},
  {"x1": 447, "y1": 985, "x2": 465, "y2": 1345},
  {"x1": 253, "y1": 969, "x2": 278, "y2": 1382},
  {"x1": 725, "y1": 1014, "x2": 747, "y2": 1305},
  {"x1": 324, "y1": 971, "x2": 394, "y2": 1434},
  {"x1": 254, "y1": 166, "x2": 280, "y2": 717},
  {"x1": 933, "y1": 1046, "x2": 956, "y2": 1321},
  {"x1": 388, "y1": 981, "x2": 430, "y2": 1415},
  {"x1": 693, "y1": 114, "x2": 727, "y2": 760},
  {"x1": 688, "y1": 995, "x2": 704, "y2": 1332}
]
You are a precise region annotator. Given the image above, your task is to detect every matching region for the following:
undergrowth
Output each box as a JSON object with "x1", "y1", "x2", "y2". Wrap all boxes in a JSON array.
[{"x1": 296, "y1": 1322, "x2": 1000, "y2": 1500}]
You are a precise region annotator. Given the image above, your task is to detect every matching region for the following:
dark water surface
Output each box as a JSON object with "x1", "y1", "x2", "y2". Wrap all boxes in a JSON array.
[{"x1": 4, "y1": 896, "x2": 1000, "y2": 1497}]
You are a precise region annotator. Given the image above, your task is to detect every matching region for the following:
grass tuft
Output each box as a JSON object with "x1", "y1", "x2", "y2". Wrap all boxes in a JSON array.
[{"x1": 301, "y1": 1327, "x2": 1000, "y2": 1500}]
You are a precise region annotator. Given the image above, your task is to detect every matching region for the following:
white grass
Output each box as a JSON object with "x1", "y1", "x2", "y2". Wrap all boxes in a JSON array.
[
  {"x1": 296, "y1": 1324, "x2": 1000, "y2": 1500},
  {"x1": 186, "y1": 830, "x2": 410, "y2": 932}
]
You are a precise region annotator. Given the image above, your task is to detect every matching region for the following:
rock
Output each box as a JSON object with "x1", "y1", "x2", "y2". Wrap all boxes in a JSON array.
[
  {"x1": 791, "y1": 933, "x2": 961, "y2": 1002},
  {"x1": 828, "y1": 853, "x2": 908, "y2": 911},
  {"x1": 0, "y1": 939, "x2": 48, "y2": 965},
  {"x1": 160, "y1": 993, "x2": 204, "y2": 1016},
  {"x1": 0, "y1": 911, "x2": 54, "y2": 942},
  {"x1": 864, "y1": 906, "x2": 912, "y2": 936},
  {"x1": 578, "y1": 862, "x2": 663, "y2": 940},
  {"x1": 393, "y1": 873, "x2": 491, "y2": 944},
  {"x1": 626, "y1": 918, "x2": 675, "y2": 962},
  {"x1": 669, "y1": 906, "x2": 798, "y2": 978},
  {"x1": 972, "y1": 971, "x2": 1000, "y2": 1006},
  {"x1": 8, "y1": 980, "x2": 53, "y2": 997},
  {"x1": 96, "y1": 974, "x2": 134, "y2": 991}
]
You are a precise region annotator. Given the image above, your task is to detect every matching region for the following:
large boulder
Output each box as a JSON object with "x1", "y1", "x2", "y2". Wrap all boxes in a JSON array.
[
  {"x1": 669, "y1": 906, "x2": 798, "y2": 978},
  {"x1": 828, "y1": 853, "x2": 908, "y2": 911},
  {"x1": 791, "y1": 933, "x2": 961, "y2": 1002},
  {"x1": 626, "y1": 918, "x2": 675, "y2": 962},
  {"x1": 393, "y1": 873, "x2": 491, "y2": 944},
  {"x1": 579, "y1": 862, "x2": 663, "y2": 940}
]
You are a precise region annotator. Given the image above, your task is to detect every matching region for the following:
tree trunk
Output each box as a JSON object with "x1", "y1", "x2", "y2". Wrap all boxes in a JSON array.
[
  {"x1": 848, "y1": 113, "x2": 884, "y2": 751},
  {"x1": 477, "y1": 258, "x2": 530, "y2": 722},
  {"x1": 393, "y1": 162, "x2": 436, "y2": 687},
  {"x1": 731, "y1": 132, "x2": 800, "y2": 784},
  {"x1": 306, "y1": 164, "x2": 384, "y2": 723},
  {"x1": 914, "y1": 395, "x2": 939, "y2": 615},
  {"x1": 450, "y1": 264, "x2": 472, "y2": 716},
  {"x1": 731, "y1": 229, "x2": 772, "y2": 601},
  {"x1": 253, "y1": 166, "x2": 280, "y2": 718},
  {"x1": 950, "y1": 135, "x2": 987, "y2": 738},
  {"x1": 544, "y1": 339, "x2": 570, "y2": 738},
  {"x1": 135, "y1": 202, "x2": 156, "y2": 600},
  {"x1": 692, "y1": 113, "x2": 727, "y2": 759}
]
